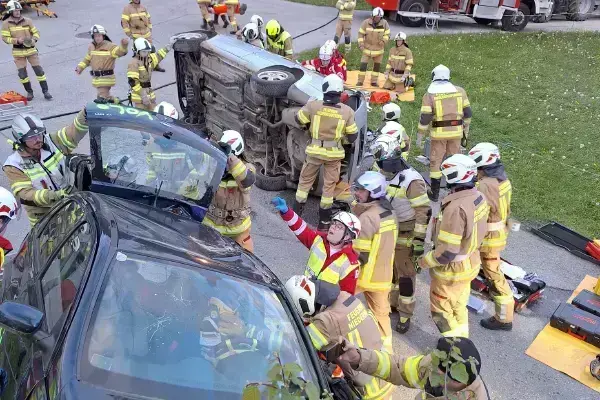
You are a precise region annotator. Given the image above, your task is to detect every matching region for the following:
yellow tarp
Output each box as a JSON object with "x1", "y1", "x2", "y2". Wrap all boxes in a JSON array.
[
  {"x1": 344, "y1": 71, "x2": 415, "y2": 102},
  {"x1": 526, "y1": 275, "x2": 600, "y2": 393}
]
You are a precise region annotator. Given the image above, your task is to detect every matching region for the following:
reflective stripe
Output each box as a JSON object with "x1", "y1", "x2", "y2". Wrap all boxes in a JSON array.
[
  {"x1": 305, "y1": 144, "x2": 345, "y2": 159},
  {"x1": 362, "y1": 49, "x2": 384, "y2": 56},
  {"x1": 431, "y1": 258, "x2": 479, "y2": 282},
  {"x1": 203, "y1": 215, "x2": 251, "y2": 236},
  {"x1": 374, "y1": 350, "x2": 391, "y2": 380},
  {"x1": 353, "y1": 238, "x2": 372, "y2": 251},
  {"x1": 487, "y1": 221, "x2": 506, "y2": 231},
  {"x1": 304, "y1": 236, "x2": 350, "y2": 286},
  {"x1": 414, "y1": 223, "x2": 428, "y2": 234},
  {"x1": 121, "y1": 14, "x2": 131, "y2": 20},
  {"x1": 229, "y1": 160, "x2": 246, "y2": 178},
  {"x1": 296, "y1": 189, "x2": 309, "y2": 201},
  {"x1": 307, "y1": 323, "x2": 328, "y2": 350},
  {"x1": 396, "y1": 236, "x2": 412, "y2": 246},
  {"x1": 409, "y1": 193, "x2": 429, "y2": 207},
  {"x1": 297, "y1": 110, "x2": 310, "y2": 124},
  {"x1": 11, "y1": 181, "x2": 31, "y2": 195},
  {"x1": 404, "y1": 355, "x2": 424, "y2": 389},
  {"x1": 437, "y1": 230, "x2": 461, "y2": 245},
  {"x1": 57, "y1": 128, "x2": 76, "y2": 151},
  {"x1": 293, "y1": 221, "x2": 307, "y2": 235}
]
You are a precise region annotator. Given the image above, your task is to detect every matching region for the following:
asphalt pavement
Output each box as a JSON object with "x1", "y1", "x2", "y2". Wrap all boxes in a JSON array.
[{"x1": 0, "y1": 1, "x2": 598, "y2": 399}]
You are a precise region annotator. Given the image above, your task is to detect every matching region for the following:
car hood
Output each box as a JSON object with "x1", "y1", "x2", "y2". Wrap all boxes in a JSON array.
[{"x1": 200, "y1": 34, "x2": 324, "y2": 102}]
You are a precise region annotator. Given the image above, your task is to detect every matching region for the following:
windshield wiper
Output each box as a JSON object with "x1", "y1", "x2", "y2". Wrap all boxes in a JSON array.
[{"x1": 154, "y1": 180, "x2": 164, "y2": 208}]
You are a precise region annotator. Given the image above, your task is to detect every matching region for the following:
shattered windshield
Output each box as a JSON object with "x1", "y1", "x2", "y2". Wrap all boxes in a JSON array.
[
  {"x1": 81, "y1": 253, "x2": 318, "y2": 398},
  {"x1": 97, "y1": 126, "x2": 220, "y2": 204}
]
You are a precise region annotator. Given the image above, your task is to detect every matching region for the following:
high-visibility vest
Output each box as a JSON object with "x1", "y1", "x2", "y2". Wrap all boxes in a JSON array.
[
  {"x1": 305, "y1": 236, "x2": 353, "y2": 285},
  {"x1": 267, "y1": 31, "x2": 291, "y2": 54}
]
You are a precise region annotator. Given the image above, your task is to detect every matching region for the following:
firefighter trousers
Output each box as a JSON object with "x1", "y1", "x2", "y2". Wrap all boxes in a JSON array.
[
  {"x1": 430, "y1": 276, "x2": 471, "y2": 338},
  {"x1": 96, "y1": 87, "x2": 113, "y2": 100},
  {"x1": 390, "y1": 240, "x2": 416, "y2": 318},
  {"x1": 481, "y1": 251, "x2": 514, "y2": 323},
  {"x1": 383, "y1": 72, "x2": 408, "y2": 94},
  {"x1": 358, "y1": 53, "x2": 383, "y2": 86},
  {"x1": 364, "y1": 290, "x2": 393, "y2": 352},
  {"x1": 296, "y1": 155, "x2": 341, "y2": 210},
  {"x1": 198, "y1": 3, "x2": 211, "y2": 22},
  {"x1": 14, "y1": 54, "x2": 47, "y2": 88},
  {"x1": 429, "y1": 138, "x2": 461, "y2": 179},
  {"x1": 227, "y1": 227, "x2": 254, "y2": 253},
  {"x1": 335, "y1": 20, "x2": 352, "y2": 43},
  {"x1": 227, "y1": 5, "x2": 238, "y2": 32}
]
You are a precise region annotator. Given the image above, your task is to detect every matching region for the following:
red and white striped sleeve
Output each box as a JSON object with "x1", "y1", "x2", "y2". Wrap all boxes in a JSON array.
[{"x1": 280, "y1": 209, "x2": 318, "y2": 249}]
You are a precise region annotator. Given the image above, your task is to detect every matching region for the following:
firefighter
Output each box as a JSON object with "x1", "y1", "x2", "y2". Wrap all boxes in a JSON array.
[
  {"x1": 203, "y1": 130, "x2": 256, "y2": 252},
  {"x1": 0, "y1": 188, "x2": 19, "y2": 270},
  {"x1": 417, "y1": 65, "x2": 472, "y2": 202},
  {"x1": 265, "y1": 19, "x2": 293, "y2": 60},
  {"x1": 376, "y1": 103, "x2": 410, "y2": 159},
  {"x1": 272, "y1": 197, "x2": 361, "y2": 294},
  {"x1": 250, "y1": 14, "x2": 265, "y2": 44},
  {"x1": 1, "y1": 1, "x2": 52, "y2": 101},
  {"x1": 357, "y1": 7, "x2": 390, "y2": 87},
  {"x1": 468, "y1": 143, "x2": 514, "y2": 331},
  {"x1": 240, "y1": 23, "x2": 264, "y2": 48},
  {"x1": 383, "y1": 32, "x2": 413, "y2": 94},
  {"x1": 224, "y1": 0, "x2": 240, "y2": 34},
  {"x1": 334, "y1": 0, "x2": 356, "y2": 53},
  {"x1": 302, "y1": 40, "x2": 347, "y2": 81},
  {"x1": 197, "y1": 0, "x2": 215, "y2": 31},
  {"x1": 121, "y1": 0, "x2": 165, "y2": 72},
  {"x1": 370, "y1": 134, "x2": 429, "y2": 333},
  {"x1": 3, "y1": 109, "x2": 89, "y2": 226},
  {"x1": 76, "y1": 25, "x2": 129, "y2": 102},
  {"x1": 337, "y1": 336, "x2": 489, "y2": 399},
  {"x1": 294, "y1": 75, "x2": 358, "y2": 230},
  {"x1": 285, "y1": 276, "x2": 395, "y2": 399},
  {"x1": 127, "y1": 37, "x2": 174, "y2": 110},
  {"x1": 352, "y1": 171, "x2": 397, "y2": 351},
  {"x1": 416, "y1": 154, "x2": 488, "y2": 338}
]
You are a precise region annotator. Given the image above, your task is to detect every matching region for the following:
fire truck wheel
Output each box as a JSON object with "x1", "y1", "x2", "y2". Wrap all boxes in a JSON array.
[
  {"x1": 501, "y1": 3, "x2": 530, "y2": 32},
  {"x1": 399, "y1": 0, "x2": 430, "y2": 28}
]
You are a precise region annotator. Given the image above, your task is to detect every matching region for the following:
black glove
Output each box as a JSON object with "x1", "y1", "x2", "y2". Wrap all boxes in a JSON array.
[{"x1": 219, "y1": 142, "x2": 231, "y2": 156}]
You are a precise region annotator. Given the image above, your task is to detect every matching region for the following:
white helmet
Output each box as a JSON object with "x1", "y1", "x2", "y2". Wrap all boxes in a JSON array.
[
  {"x1": 394, "y1": 32, "x2": 407, "y2": 41},
  {"x1": 250, "y1": 14, "x2": 264, "y2": 28},
  {"x1": 242, "y1": 22, "x2": 259, "y2": 42},
  {"x1": 468, "y1": 142, "x2": 501, "y2": 167},
  {"x1": 285, "y1": 275, "x2": 316, "y2": 317},
  {"x1": 441, "y1": 154, "x2": 477, "y2": 184},
  {"x1": 432, "y1": 64, "x2": 451, "y2": 81},
  {"x1": 371, "y1": 134, "x2": 403, "y2": 161},
  {"x1": 379, "y1": 121, "x2": 406, "y2": 143},
  {"x1": 220, "y1": 130, "x2": 244, "y2": 156},
  {"x1": 154, "y1": 101, "x2": 179, "y2": 119},
  {"x1": 322, "y1": 74, "x2": 344, "y2": 95},
  {"x1": 354, "y1": 171, "x2": 387, "y2": 199},
  {"x1": 6, "y1": 1, "x2": 22, "y2": 13},
  {"x1": 0, "y1": 187, "x2": 19, "y2": 221},
  {"x1": 90, "y1": 24, "x2": 107, "y2": 37},
  {"x1": 133, "y1": 38, "x2": 152, "y2": 55},
  {"x1": 331, "y1": 211, "x2": 361, "y2": 239},
  {"x1": 319, "y1": 42, "x2": 334, "y2": 64},
  {"x1": 382, "y1": 102, "x2": 401, "y2": 121},
  {"x1": 372, "y1": 7, "x2": 384, "y2": 18}
]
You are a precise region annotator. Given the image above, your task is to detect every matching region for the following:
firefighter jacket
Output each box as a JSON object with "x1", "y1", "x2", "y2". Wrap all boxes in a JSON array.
[
  {"x1": 336, "y1": 0, "x2": 356, "y2": 21},
  {"x1": 477, "y1": 176, "x2": 512, "y2": 253},
  {"x1": 1, "y1": 17, "x2": 40, "y2": 58},
  {"x1": 355, "y1": 350, "x2": 490, "y2": 399},
  {"x1": 418, "y1": 84, "x2": 472, "y2": 141},
  {"x1": 127, "y1": 47, "x2": 169, "y2": 103},
  {"x1": 203, "y1": 155, "x2": 255, "y2": 236},
  {"x1": 121, "y1": 2, "x2": 152, "y2": 39},
  {"x1": 357, "y1": 17, "x2": 390, "y2": 56},
  {"x1": 302, "y1": 53, "x2": 347, "y2": 81},
  {"x1": 296, "y1": 100, "x2": 358, "y2": 161},
  {"x1": 280, "y1": 208, "x2": 359, "y2": 294},
  {"x1": 306, "y1": 292, "x2": 394, "y2": 400},
  {"x1": 422, "y1": 188, "x2": 489, "y2": 283},
  {"x1": 385, "y1": 168, "x2": 429, "y2": 246},
  {"x1": 145, "y1": 142, "x2": 194, "y2": 193},
  {"x1": 0, "y1": 236, "x2": 13, "y2": 271},
  {"x1": 3, "y1": 111, "x2": 89, "y2": 225},
  {"x1": 385, "y1": 45, "x2": 413, "y2": 79},
  {"x1": 77, "y1": 40, "x2": 128, "y2": 88},
  {"x1": 353, "y1": 200, "x2": 398, "y2": 291},
  {"x1": 267, "y1": 31, "x2": 293, "y2": 60}
]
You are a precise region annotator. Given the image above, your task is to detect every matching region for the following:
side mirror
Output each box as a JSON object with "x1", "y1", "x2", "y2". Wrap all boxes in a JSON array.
[{"x1": 0, "y1": 302, "x2": 44, "y2": 335}]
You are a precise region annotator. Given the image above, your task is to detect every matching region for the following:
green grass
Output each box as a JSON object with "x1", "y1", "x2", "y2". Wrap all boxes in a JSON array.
[
  {"x1": 285, "y1": 0, "x2": 372, "y2": 10},
  {"x1": 299, "y1": 32, "x2": 600, "y2": 238}
]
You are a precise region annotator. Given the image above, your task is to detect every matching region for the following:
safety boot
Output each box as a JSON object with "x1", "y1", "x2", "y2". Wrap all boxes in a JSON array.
[
  {"x1": 395, "y1": 317, "x2": 411, "y2": 334},
  {"x1": 317, "y1": 207, "x2": 332, "y2": 233},
  {"x1": 428, "y1": 178, "x2": 441, "y2": 202},
  {"x1": 202, "y1": 19, "x2": 208, "y2": 30},
  {"x1": 40, "y1": 81, "x2": 53, "y2": 100},
  {"x1": 480, "y1": 316, "x2": 513, "y2": 331},
  {"x1": 221, "y1": 15, "x2": 229, "y2": 29},
  {"x1": 292, "y1": 200, "x2": 305, "y2": 217},
  {"x1": 23, "y1": 82, "x2": 34, "y2": 101},
  {"x1": 345, "y1": 43, "x2": 351, "y2": 53},
  {"x1": 208, "y1": 20, "x2": 215, "y2": 31},
  {"x1": 154, "y1": 65, "x2": 166, "y2": 73}
]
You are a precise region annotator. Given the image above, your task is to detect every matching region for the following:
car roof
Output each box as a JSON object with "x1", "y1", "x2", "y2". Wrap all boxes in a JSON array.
[{"x1": 76, "y1": 191, "x2": 279, "y2": 287}]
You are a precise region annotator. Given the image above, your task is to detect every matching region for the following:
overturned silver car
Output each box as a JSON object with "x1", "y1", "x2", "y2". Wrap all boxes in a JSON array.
[{"x1": 173, "y1": 32, "x2": 369, "y2": 193}]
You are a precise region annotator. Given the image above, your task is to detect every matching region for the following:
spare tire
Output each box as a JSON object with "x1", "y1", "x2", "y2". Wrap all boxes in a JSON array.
[{"x1": 251, "y1": 67, "x2": 298, "y2": 98}]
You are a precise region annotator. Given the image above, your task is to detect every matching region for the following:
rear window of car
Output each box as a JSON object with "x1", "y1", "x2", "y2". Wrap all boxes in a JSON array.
[{"x1": 80, "y1": 252, "x2": 318, "y2": 398}]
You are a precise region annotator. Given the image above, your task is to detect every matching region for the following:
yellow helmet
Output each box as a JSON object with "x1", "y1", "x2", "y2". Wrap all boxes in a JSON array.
[{"x1": 265, "y1": 20, "x2": 281, "y2": 38}]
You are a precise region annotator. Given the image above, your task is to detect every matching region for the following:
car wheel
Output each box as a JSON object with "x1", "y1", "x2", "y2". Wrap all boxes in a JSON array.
[
  {"x1": 501, "y1": 3, "x2": 530, "y2": 31},
  {"x1": 255, "y1": 166, "x2": 288, "y2": 191},
  {"x1": 399, "y1": 0, "x2": 430, "y2": 28},
  {"x1": 172, "y1": 32, "x2": 209, "y2": 53},
  {"x1": 251, "y1": 67, "x2": 298, "y2": 98}
]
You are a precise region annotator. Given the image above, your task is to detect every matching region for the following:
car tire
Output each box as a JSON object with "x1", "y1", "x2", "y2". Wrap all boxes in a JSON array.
[
  {"x1": 251, "y1": 66, "x2": 298, "y2": 98},
  {"x1": 566, "y1": 0, "x2": 593, "y2": 20},
  {"x1": 501, "y1": 3, "x2": 530, "y2": 31},
  {"x1": 255, "y1": 166, "x2": 288, "y2": 191},
  {"x1": 473, "y1": 17, "x2": 494, "y2": 25},
  {"x1": 399, "y1": 0, "x2": 430, "y2": 28},
  {"x1": 173, "y1": 32, "x2": 209, "y2": 53}
]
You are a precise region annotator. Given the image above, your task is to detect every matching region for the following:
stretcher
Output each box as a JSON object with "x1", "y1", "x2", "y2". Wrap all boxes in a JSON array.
[
  {"x1": 0, "y1": 0, "x2": 57, "y2": 18},
  {"x1": 0, "y1": 92, "x2": 32, "y2": 122},
  {"x1": 345, "y1": 71, "x2": 415, "y2": 102},
  {"x1": 210, "y1": 3, "x2": 247, "y2": 15}
]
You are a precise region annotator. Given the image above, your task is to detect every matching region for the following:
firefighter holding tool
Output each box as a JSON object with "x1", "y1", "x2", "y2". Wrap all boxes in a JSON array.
[
  {"x1": 272, "y1": 197, "x2": 360, "y2": 294},
  {"x1": 76, "y1": 25, "x2": 129, "y2": 102},
  {"x1": 294, "y1": 74, "x2": 358, "y2": 231},
  {"x1": 357, "y1": 7, "x2": 390, "y2": 87},
  {"x1": 285, "y1": 276, "x2": 396, "y2": 400},
  {"x1": 370, "y1": 134, "x2": 429, "y2": 334},
  {"x1": 383, "y1": 32, "x2": 414, "y2": 94},
  {"x1": 417, "y1": 154, "x2": 488, "y2": 338},
  {"x1": 469, "y1": 142, "x2": 514, "y2": 331},
  {"x1": 417, "y1": 65, "x2": 472, "y2": 202},
  {"x1": 265, "y1": 20, "x2": 294, "y2": 60},
  {"x1": 1, "y1": 0, "x2": 52, "y2": 101}
]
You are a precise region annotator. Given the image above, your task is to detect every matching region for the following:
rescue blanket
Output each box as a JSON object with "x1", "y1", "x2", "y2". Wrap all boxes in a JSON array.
[{"x1": 344, "y1": 71, "x2": 415, "y2": 102}]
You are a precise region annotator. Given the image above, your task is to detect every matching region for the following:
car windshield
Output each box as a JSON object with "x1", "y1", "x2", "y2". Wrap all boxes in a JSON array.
[
  {"x1": 95, "y1": 126, "x2": 220, "y2": 204},
  {"x1": 81, "y1": 253, "x2": 318, "y2": 398}
]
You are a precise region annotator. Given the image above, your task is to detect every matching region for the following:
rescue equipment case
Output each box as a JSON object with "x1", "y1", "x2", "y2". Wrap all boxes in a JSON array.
[
  {"x1": 572, "y1": 290, "x2": 600, "y2": 318},
  {"x1": 550, "y1": 302, "x2": 600, "y2": 348}
]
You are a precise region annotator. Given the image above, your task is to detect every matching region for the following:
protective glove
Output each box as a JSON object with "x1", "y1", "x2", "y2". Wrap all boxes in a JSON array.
[
  {"x1": 218, "y1": 142, "x2": 231, "y2": 156},
  {"x1": 121, "y1": 37, "x2": 130, "y2": 47},
  {"x1": 57, "y1": 185, "x2": 74, "y2": 199},
  {"x1": 416, "y1": 134, "x2": 424, "y2": 150},
  {"x1": 270, "y1": 196, "x2": 289, "y2": 214},
  {"x1": 141, "y1": 95, "x2": 151, "y2": 106},
  {"x1": 412, "y1": 239, "x2": 424, "y2": 257},
  {"x1": 336, "y1": 338, "x2": 361, "y2": 372}
]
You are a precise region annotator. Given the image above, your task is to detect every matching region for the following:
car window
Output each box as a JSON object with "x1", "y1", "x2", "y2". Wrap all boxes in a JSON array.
[
  {"x1": 81, "y1": 253, "x2": 318, "y2": 398},
  {"x1": 2, "y1": 238, "x2": 31, "y2": 302},
  {"x1": 38, "y1": 201, "x2": 85, "y2": 268},
  {"x1": 98, "y1": 126, "x2": 220, "y2": 205},
  {"x1": 40, "y1": 222, "x2": 93, "y2": 336}
]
